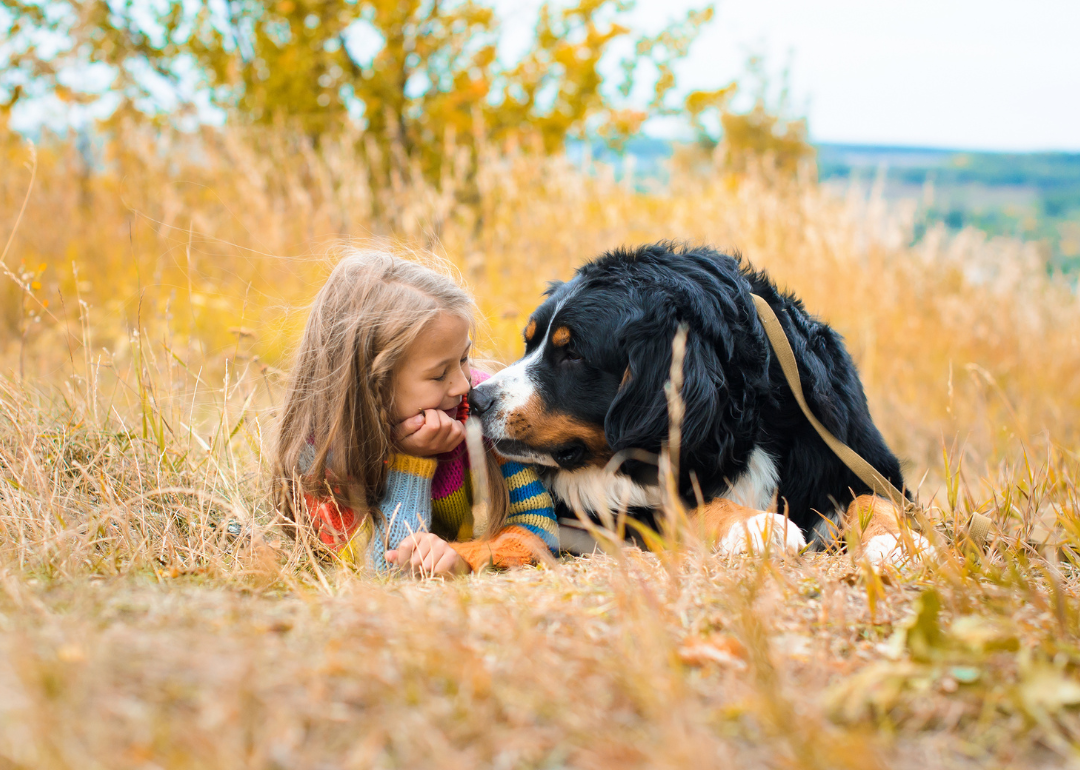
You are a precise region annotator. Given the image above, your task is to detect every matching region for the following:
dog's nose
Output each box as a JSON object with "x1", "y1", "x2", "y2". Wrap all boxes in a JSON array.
[{"x1": 469, "y1": 384, "x2": 495, "y2": 415}]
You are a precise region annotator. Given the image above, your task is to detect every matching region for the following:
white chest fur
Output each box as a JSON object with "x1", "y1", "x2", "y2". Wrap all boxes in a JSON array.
[
  {"x1": 723, "y1": 447, "x2": 779, "y2": 511},
  {"x1": 550, "y1": 446, "x2": 779, "y2": 515},
  {"x1": 548, "y1": 465, "x2": 665, "y2": 515}
]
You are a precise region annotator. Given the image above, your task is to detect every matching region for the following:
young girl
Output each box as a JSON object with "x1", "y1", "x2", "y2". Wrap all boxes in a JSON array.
[{"x1": 273, "y1": 249, "x2": 559, "y2": 575}]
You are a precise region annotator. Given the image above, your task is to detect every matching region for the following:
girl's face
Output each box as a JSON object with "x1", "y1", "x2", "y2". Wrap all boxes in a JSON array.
[{"x1": 390, "y1": 311, "x2": 473, "y2": 422}]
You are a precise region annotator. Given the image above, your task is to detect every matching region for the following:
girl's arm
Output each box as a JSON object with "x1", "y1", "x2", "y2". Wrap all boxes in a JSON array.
[
  {"x1": 368, "y1": 454, "x2": 438, "y2": 573},
  {"x1": 451, "y1": 459, "x2": 559, "y2": 571}
]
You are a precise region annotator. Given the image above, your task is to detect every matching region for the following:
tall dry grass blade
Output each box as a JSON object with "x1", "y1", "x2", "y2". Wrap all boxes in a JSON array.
[{"x1": 465, "y1": 416, "x2": 491, "y2": 538}]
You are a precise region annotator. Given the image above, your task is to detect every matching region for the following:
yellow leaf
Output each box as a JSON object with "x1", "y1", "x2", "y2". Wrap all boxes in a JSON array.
[{"x1": 1019, "y1": 664, "x2": 1080, "y2": 715}]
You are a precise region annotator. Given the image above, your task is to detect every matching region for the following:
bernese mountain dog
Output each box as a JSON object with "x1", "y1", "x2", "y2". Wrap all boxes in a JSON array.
[{"x1": 469, "y1": 242, "x2": 929, "y2": 564}]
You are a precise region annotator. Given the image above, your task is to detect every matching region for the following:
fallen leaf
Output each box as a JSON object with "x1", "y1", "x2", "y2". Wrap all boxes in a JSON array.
[
  {"x1": 896, "y1": 588, "x2": 944, "y2": 662},
  {"x1": 678, "y1": 633, "x2": 747, "y2": 669},
  {"x1": 824, "y1": 660, "x2": 922, "y2": 724},
  {"x1": 949, "y1": 616, "x2": 1019, "y2": 654},
  {"x1": 1018, "y1": 663, "x2": 1080, "y2": 715}
]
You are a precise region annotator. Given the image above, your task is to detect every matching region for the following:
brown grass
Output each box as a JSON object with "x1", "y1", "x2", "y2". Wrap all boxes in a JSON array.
[{"x1": 2, "y1": 123, "x2": 1080, "y2": 768}]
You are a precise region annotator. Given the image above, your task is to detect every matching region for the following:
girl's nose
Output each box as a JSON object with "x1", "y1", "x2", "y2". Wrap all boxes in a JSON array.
[{"x1": 449, "y1": 366, "x2": 471, "y2": 397}]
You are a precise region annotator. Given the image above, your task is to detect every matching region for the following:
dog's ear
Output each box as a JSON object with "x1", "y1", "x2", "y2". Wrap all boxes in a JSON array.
[
  {"x1": 676, "y1": 325, "x2": 749, "y2": 489},
  {"x1": 605, "y1": 306, "x2": 764, "y2": 495},
  {"x1": 603, "y1": 310, "x2": 674, "y2": 484},
  {"x1": 604, "y1": 308, "x2": 728, "y2": 484}
]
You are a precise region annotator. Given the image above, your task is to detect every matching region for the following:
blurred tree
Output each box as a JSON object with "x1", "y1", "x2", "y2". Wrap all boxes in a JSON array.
[
  {"x1": 683, "y1": 55, "x2": 813, "y2": 179},
  {"x1": 1, "y1": 1, "x2": 94, "y2": 123},
  {"x1": 719, "y1": 104, "x2": 812, "y2": 177},
  {"x1": 2, "y1": 0, "x2": 721, "y2": 180}
]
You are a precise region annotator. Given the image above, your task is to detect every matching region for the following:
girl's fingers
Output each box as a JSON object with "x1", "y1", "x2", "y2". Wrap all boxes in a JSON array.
[
  {"x1": 429, "y1": 411, "x2": 453, "y2": 448},
  {"x1": 424, "y1": 543, "x2": 451, "y2": 574},
  {"x1": 387, "y1": 535, "x2": 464, "y2": 576},
  {"x1": 386, "y1": 536, "x2": 415, "y2": 566},
  {"x1": 426, "y1": 411, "x2": 453, "y2": 453},
  {"x1": 417, "y1": 410, "x2": 440, "y2": 438},
  {"x1": 393, "y1": 413, "x2": 426, "y2": 440},
  {"x1": 391, "y1": 532, "x2": 437, "y2": 565},
  {"x1": 434, "y1": 548, "x2": 465, "y2": 576},
  {"x1": 397, "y1": 409, "x2": 466, "y2": 456},
  {"x1": 436, "y1": 413, "x2": 462, "y2": 448},
  {"x1": 410, "y1": 533, "x2": 434, "y2": 571},
  {"x1": 417, "y1": 533, "x2": 434, "y2": 559},
  {"x1": 397, "y1": 411, "x2": 440, "y2": 453},
  {"x1": 395, "y1": 533, "x2": 459, "y2": 576},
  {"x1": 436, "y1": 410, "x2": 454, "y2": 439}
]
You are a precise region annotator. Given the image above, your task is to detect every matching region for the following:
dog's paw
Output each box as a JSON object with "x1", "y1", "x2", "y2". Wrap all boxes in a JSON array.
[
  {"x1": 718, "y1": 513, "x2": 807, "y2": 556},
  {"x1": 861, "y1": 532, "x2": 934, "y2": 567}
]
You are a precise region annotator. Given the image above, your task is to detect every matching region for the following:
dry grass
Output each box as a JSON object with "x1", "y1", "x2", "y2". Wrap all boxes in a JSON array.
[{"x1": 2, "y1": 123, "x2": 1080, "y2": 768}]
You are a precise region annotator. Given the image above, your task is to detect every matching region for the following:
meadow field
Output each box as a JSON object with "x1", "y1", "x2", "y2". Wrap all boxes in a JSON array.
[{"x1": 2, "y1": 124, "x2": 1080, "y2": 768}]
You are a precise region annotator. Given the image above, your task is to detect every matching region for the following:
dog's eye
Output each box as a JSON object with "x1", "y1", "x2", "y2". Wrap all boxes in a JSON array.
[{"x1": 565, "y1": 346, "x2": 583, "y2": 363}]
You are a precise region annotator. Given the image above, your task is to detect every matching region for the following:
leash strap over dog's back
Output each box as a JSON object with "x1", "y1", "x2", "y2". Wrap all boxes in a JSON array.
[{"x1": 749, "y1": 294, "x2": 993, "y2": 546}]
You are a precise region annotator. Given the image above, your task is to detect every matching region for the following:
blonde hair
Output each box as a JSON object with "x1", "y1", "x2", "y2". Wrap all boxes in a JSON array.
[{"x1": 273, "y1": 248, "x2": 509, "y2": 536}]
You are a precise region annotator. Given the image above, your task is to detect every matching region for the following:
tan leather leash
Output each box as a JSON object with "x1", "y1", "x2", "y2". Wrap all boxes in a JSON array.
[{"x1": 749, "y1": 294, "x2": 994, "y2": 547}]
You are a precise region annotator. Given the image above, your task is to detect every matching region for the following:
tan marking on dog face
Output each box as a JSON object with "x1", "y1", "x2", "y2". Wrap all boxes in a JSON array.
[
  {"x1": 552, "y1": 326, "x2": 571, "y2": 347},
  {"x1": 501, "y1": 392, "x2": 610, "y2": 462},
  {"x1": 524, "y1": 319, "x2": 537, "y2": 342},
  {"x1": 620, "y1": 366, "x2": 632, "y2": 388}
]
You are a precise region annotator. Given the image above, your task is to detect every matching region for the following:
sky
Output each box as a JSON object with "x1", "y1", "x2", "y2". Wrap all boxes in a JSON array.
[
  {"x1": 502, "y1": 0, "x2": 1080, "y2": 152},
  {"x1": 8, "y1": 0, "x2": 1079, "y2": 152}
]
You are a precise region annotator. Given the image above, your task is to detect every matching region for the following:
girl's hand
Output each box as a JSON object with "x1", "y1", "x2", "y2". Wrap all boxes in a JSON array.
[
  {"x1": 385, "y1": 532, "x2": 470, "y2": 576},
  {"x1": 394, "y1": 409, "x2": 466, "y2": 457}
]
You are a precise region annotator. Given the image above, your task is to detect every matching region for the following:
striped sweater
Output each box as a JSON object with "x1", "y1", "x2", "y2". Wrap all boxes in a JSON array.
[{"x1": 300, "y1": 375, "x2": 558, "y2": 573}]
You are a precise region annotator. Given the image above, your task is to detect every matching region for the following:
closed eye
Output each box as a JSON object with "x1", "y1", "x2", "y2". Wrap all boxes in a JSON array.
[
  {"x1": 564, "y1": 346, "x2": 583, "y2": 363},
  {"x1": 435, "y1": 356, "x2": 470, "y2": 380}
]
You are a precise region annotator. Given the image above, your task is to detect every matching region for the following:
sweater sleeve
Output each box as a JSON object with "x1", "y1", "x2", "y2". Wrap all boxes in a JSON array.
[
  {"x1": 449, "y1": 458, "x2": 559, "y2": 572},
  {"x1": 368, "y1": 454, "x2": 439, "y2": 573},
  {"x1": 500, "y1": 458, "x2": 560, "y2": 553}
]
